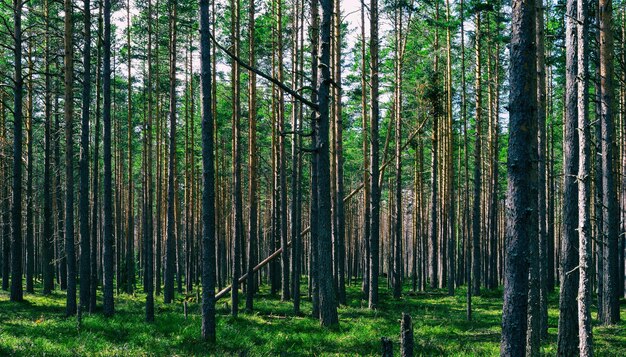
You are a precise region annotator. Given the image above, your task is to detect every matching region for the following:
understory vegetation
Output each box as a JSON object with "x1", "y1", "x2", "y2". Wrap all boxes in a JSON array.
[{"x1": 1, "y1": 283, "x2": 624, "y2": 356}]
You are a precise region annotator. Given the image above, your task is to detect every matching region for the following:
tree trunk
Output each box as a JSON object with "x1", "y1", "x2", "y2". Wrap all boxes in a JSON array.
[
  {"x1": 79, "y1": 0, "x2": 93, "y2": 312},
  {"x1": 599, "y1": 0, "x2": 620, "y2": 325},
  {"x1": 500, "y1": 0, "x2": 537, "y2": 354},
  {"x1": 199, "y1": 0, "x2": 216, "y2": 341},
  {"x1": 103, "y1": 0, "x2": 115, "y2": 317},
  {"x1": 577, "y1": 0, "x2": 593, "y2": 353},
  {"x1": 10, "y1": 0, "x2": 24, "y2": 302},
  {"x1": 246, "y1": 0, "x2": 258, "y2": 313},
  {"x1": 42, "y1": 0, "x2": 55, "y2": 295},
  {"x1": 536, "y1": 0, "x2": 549, "y2": 340},
  {"x1": 144, "y1": 0, "x2": 155, "y2": 322},
  {"x1": 558, "y1": 0, "x2": 580, "y2": 353},
  {"x1": 472, "y1": 11, "x2": 482, "y2": 297},
  {"x1": 164, "y1": 0, "x2": 178, "y2": 305},
  {"x1": 368, "y1": 0, "x2": 381, "y2": 308},
  {"x1": 316, "y1": 0, "x2": 339, "y2": 327},
  {"x1": 64, "y1": 0, "x2": 77, "y2": 315},
  {"x1": 125, "y1": 0, "x2": 135, "y2": 295}
]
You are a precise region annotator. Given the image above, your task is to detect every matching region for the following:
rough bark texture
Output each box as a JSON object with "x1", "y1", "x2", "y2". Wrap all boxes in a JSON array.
[
  {"x1": 103, "y1": 0, "x2": 115, "y2": 317},
  {"x1": 577, "y1": 0, "x2": 593, "y2": 353},
  {"x1": 536, "y1": 0, "x2": 549, "y2": 340},
  {"x1": 164, "y1": 0, "x2": 178, "y2": 305},
  {"x1": 79, "y1": 0, "x2": 93, "y2": 312},
  {"x1": 558, "y1": 0, "x2": 580, "y2": 353},
  {"x1": 368, "y1": 0, "x2": 381, "y2": 308},
  {"x1": 144, "y1": 0, "x2": 155, "y2": 322},
  {"x1": 500, "y1": 0, "x2": 537, "y2": 354},
  {"x1": 42, "y1": 0, "x2": 55, "y2": 295},
  {"x1": 401, "y1": 313, "x2": 414, "y2": 357},
  {"x1": 316, "y1": 0, "x2": 339, "y2": 327},
  {"x1": 246, "y1": 0, "x2": 258, "y2": 313},
  {"x1": 472, "y1": 11, "x2": 482, "y2": 297},
  {"x1": 64, "y1": 0, "x2": 77, "y2": 316},
  {"x1": 10, "y1": 0, "x2": 24, "y2": 303},
  {"x1": 599, "y1": 0, "x2": 620, "y2": 325},
  {"x1": 199, "y1": 0, "x2": 216, "y2": 340}
]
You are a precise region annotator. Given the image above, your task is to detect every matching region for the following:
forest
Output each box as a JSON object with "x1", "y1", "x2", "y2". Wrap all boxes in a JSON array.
[{"x1": 0, "y1": 0, "x2": 625, "y2": 354}]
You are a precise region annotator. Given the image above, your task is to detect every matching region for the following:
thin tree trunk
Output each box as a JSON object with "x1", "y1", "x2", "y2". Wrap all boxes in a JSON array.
[
  {"x1": 79, "y1": 0, "x2": 93, "y2": 313},
  {"x1": 42, "y1": 0, "x2": 55, "y2": 295},
  {"x1": 577, "y1": 0, "x2": 593, "y2": 352},
  {"x1": 10, "y1": 0, "x2": 24, "y2": 303},
  {"x1": 103, "y1": 0, "x2": 115, "y2": 317},
  {"x1": 246, "y1": 0, "x2": 258, "y2": 313},
  {"x1": 144, "y1": 0, "x2": 155, "y2": 322},
  {"x1": 164, "y1": 0, "x2": 178, "y2": 305},
  {"x1": 369, "y1": 0, "x2": 381, "y2": 308},
  {"x1": 472, "y1": 10, "x2": 482, "y2": 297},
  {"x1": 64, "y1": 0, "x2": 77, "y2": 315},
  {"x1": 199, "y1": 0, "x2": 216, "y2": 340}
]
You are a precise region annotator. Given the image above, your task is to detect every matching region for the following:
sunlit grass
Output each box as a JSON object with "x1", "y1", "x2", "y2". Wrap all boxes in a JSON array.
[{"x1": 0, "y1": 280, "x2": 624, "y2": 356}]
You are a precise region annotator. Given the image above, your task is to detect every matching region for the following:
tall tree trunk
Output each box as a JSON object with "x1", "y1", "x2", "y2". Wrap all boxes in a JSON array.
[
  {"x1": 230, "y1": 0, "x2": 243, "y2": 315},
  {"x1": 333, "y1": 0, "x2": 346, "y2": 305},
  {"x1": 103, "y1": 0, "x2": 115, "y2": 317},
  {"x1": 471, "y1": 10, "x2": 482, "y2": 297},
  {"x1": 164, "y1": 0, "x2": 178, "y2": 305},
  {"x1": 10, "y1": 0, "x2": 24, "y2": 303},
  {"x1": 79, "y1": 0, "x2": 93, "y2": 313},
  {"x1": 144, "y1": 0, "x2": 155, "y2": 322},
  {"x1": 64, "y1": 0, "x2": 77, "y2": 316},
  {"x1": 360, "y1": 0, "x2": 370, "y2": 301},
  {"x1": 536, "y1": 0, "x2": 549, "y2": 340},
  {"x1": 42, "y1": 0, "x2": 55, "y2": 295},
  {"x1": 199, "y1": 0, "x2": 216, "y2": 341},
  {"x1": 392, "y1": 2, "x2": 403, "y2": 300},
  {"x1": 500, "y1": 0, "x2": 537, "y2": 354},
  {"x1": 368, "y1": 0, "x2": 381, "y2": 308},
  {"x1": 25, "y1": 17, "x2": 34, "y2": 295},
  {"x1": 125, "y1": 0, "x2": 135, "y2": 295},
  {"x1": 577, "y1": 0, "x2": 593, "y2": 353},
  {"x1": 316, "y1": 0, "x2": 339, "y2": 327},
  {"x1": 309, "y1": 0, "x2": 320, "y2": 318},
  {"x1": 445, "y1": 0, "x2": 455, "y2": 298},
  {"x1": 557, "y1": 0, "x2": 579, "y2": 352},
  {"x1": 277, "y1": 0, "x2": 290, "y2": 303},
  {"x1": 90, "y1": 2, "x2": 103, "y2": 313},
  {"x1": 599, "y1": 0, "x2": 620, "y2": 325},
  {"x1": 246, "y1": 0, "x2": 258, "y2": 313}
]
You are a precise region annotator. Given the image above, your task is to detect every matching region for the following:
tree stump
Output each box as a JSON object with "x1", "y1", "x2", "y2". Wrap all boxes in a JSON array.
[
  {"x1": 381, "y1": 337, "x2": 393, "y2": 356},
  {"x1": 401, "y1": 313, "x2": 413, "y2": 357}
]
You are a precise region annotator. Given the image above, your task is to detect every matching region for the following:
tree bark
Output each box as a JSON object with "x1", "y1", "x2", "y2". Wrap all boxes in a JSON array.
[
  {"x1": 577, "y1": 0, "x2": 593, "y2": 353},
  {"x1": 500, "y1": 0, "x2": 537, "y2": 354},
  {"x1": 368, "y1": 0, "x2": 381, "y2": 308},
  {"x1": 316, "y1": 0, "x2": 339, "y2": 327},
  {"x1": 64, "y1": 0, "x2": 77, "y2": 316},
  {"x1": 10, "y1": 0, "x2": 24, "y2": 303},
  {"x1": 164, "y1": 0, "x2": 178, "y2": 305},
  {"x1": 557, "y1": 0, "x2": 580, "y2": 353},
  {"x1": 103, "y1": 0, "x2": 115, "y2": 317},
  {"x1": 599, "y1": 0, "x2": 620, "y2": 325},
  {"x1": 79, "y1": 0, "x2": 93, "y2": 312}
]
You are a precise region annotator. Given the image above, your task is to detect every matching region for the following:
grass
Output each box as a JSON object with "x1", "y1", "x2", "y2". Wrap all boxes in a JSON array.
[{"x1": 0, "y1": 281, "x2": 625, "y2": 356}]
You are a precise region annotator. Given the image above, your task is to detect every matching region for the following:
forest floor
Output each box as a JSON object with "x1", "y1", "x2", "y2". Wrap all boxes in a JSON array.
[{"x1": 0, "y1": 281, "x2": 625, "y2": 356}]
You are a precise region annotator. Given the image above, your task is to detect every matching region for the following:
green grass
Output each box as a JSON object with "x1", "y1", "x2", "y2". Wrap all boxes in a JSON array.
[{"x1": 0, "y1": 281, "x2": 625, "y2": 356}]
